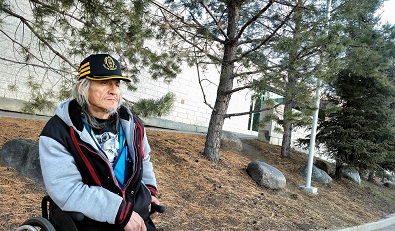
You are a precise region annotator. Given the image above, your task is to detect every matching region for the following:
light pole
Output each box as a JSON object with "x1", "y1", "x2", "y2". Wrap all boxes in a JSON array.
[{"x1": 301, "y1": 0, "x2": 332, "y2": 194}]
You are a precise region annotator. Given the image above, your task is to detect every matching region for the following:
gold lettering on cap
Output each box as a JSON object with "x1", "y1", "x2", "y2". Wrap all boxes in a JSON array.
[{"x1": 103, "y1": 56, "x2": 117, "y2": 71}]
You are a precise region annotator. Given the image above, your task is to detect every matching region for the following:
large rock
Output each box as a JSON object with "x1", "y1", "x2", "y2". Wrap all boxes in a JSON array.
[
  {"x1": 300, "y1": 164, "x2": 332, "y2": 184},
  {"x1": 382, "y1": 175, "x2": 395, "y2": 184},
  {"x1": 384, "y1": 181, "x2": 395, "y2": 189},
  {"x1": 342, "y1": 167, "x2": 361, "y2": 185},
  {"x1": 247, "y1": 160, "x2": 286, "y2": 190},
  {"x1": 0, "y1": 139, "x2": 43, "y2": 185},
  {"x1": 314, "y1": 159, "x2": 330, "y2": 174},
  {"x1": 221, "y1": 131, "x2": 243, "y2": 152}
]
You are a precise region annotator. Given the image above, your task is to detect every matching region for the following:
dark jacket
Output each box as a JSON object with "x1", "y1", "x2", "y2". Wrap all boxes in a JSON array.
[{"x1": 39, "y1": 100, "x2": 157, "y2": 229}]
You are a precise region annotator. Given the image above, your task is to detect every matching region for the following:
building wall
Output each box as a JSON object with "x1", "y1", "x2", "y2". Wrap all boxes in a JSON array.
[
  {"x1": 0, "y1": 1, "x2": 71, "y2": 103},
  {"x1": 258, "y1": 97, "x2": 310, "y2": 153},
  {"x1": 125, "y1": 59, "x2": 256, "y2": 135},
  {"x1": 0, "y1": 1, "x2": 257, "y2": 136},
  {"x1": 0, "y1": 1, "x2": 314, "y2": 143},
  {"x1": 3, "y1": 1, "x2": 322, "y2": 143}
]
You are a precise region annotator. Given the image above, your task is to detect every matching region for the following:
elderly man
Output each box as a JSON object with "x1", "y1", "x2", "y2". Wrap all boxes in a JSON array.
[{"x1": 39, "y1": 54, "x2": 160, "y2": 231}]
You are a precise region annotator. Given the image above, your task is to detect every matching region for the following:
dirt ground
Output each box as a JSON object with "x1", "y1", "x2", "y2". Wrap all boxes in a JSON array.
[{"x1": 1, "y1": 116, "x2": 395, "y2": 231}]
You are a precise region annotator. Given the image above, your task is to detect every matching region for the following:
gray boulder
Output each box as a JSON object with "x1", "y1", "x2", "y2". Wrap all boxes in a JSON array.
[
  {"x1": 221, "y1": 131, "x2": 243, "y2": 152},
  {"x1": 300, "y1": 164, "x2": 332, "y2": 184},
  {"x1": 384, "y1": 181, "x2": 395, "y2": 189},
  {"x1": 342, "y1": 167, "x2": 361, "y2": 185},
  {"x1": 315, "y1": 159, "x2": 330, "y2": 174},
  {"x1": 0, "y1": 139, "x2": 43, "y2": 185},
  {"x1": 247, "y1": 160, "x2": 286, "y2": 190},
  {"x1": 382, "y1": 176, "x2": 395, "y2": 184}
]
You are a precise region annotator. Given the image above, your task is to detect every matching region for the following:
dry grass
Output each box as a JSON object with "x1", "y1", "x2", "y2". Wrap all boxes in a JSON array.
[{"x1": 1, "y1": 116, "x2": 395, "y2": 230}]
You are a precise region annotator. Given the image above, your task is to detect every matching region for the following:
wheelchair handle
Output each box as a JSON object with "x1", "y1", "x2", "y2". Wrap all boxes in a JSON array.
[
  {"x1": 150, "y1": 203, "x2": 165, "y2": 214},
  {"x1": 67, "y1": 211, "x2": 85, "y2": 221}
]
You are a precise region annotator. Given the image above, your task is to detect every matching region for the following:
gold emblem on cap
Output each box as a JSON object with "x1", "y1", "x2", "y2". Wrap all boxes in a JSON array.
[{"x1": 103, "y1": 56, "x2": 117, "y2": 71}]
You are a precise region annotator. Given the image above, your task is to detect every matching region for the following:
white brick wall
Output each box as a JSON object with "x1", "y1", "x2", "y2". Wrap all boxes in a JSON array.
[
  {"x1": 0, "y1": 1, "x2": 71, "y2": 103},
  {"x1": 125, "y1": 59, "x2": 254, "y2": 134},
  {"x1": 0, "y1": 0, "x2": 259, "y2": 136}
]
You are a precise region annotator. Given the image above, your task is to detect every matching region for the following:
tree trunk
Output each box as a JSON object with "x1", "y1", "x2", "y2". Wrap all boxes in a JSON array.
[
  {"x1": 280, "y1": 0, "x2": 302, "y2": 158},
  {"x1": 204, "y1": 92, "x2": 231, "y2": 162},
  {"x1": 280, "y1": 52, "x2": 297, "y2": 158},
  {"x1": 368, "y1": 171, "x2": 375, "y2": 182},
  {"x1": 334, "y1": 160, "x2": 343, "y2": 179},
  {"x1": 281, "y1": 102, "x2": 293, "y2": 158},
  {"x1": 203, "y1": 1, "x2": 239, "y2": 162}
]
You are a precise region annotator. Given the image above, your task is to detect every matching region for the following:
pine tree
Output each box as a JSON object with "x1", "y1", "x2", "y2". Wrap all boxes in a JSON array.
[
  {"x1": 156, "y1": 1, "x2": 299, "y2": 161},
  {"x1": 158, "y1": 0, "x2": 386, "y2": 160},
  {"x1": 319, "y1": 70, "x2": 395, "y2": 177},
  {"x1": 315, "y1": 0, "x2": 395, "y2": 178},
  {"x1": 271, "y1": 1, "x2": 330, "y2": 158}
]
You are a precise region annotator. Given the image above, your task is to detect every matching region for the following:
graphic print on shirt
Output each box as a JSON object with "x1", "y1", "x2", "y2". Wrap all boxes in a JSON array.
[{"x1": 95, "y1": 131, "x2": 119, "y2": 164}]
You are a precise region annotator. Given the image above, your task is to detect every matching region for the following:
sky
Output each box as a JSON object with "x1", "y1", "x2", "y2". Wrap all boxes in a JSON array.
[{"x1": 380, "y1": 0, "x2": 395, "y2": 24}]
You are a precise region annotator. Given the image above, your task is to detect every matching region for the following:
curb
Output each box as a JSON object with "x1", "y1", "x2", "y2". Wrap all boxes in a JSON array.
[{"x1": 333, "y1": 214, "x2": 395, "y2": 231}]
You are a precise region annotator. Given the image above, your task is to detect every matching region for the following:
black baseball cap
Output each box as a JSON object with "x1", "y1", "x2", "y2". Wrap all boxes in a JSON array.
[{"x1": 77, "y1": 54, "x2": 131, "y2": 82}]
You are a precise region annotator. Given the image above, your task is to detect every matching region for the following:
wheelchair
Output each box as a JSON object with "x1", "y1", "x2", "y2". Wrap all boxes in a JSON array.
[
  {"x1": 15, "y1": 195, "x2": 165, "y2": 231},
  {"x1": 15, "y1": 195, "x2": 81, "y2": 231}
]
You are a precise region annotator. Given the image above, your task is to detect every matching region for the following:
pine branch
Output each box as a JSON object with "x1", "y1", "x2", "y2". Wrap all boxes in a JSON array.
[
  {"x1": 151, "y1": 0, "x2": 186, "y2": 23},
  {"x1": 232, "y1": 64, "x2": 284, "y2": 78},
  {"x1": 152, "y1": 0, "x2": 225, "y2": 44},
  {"x1": 225, "y1": 84, "x2": 253, "y2": 94},
  {"x1": 0, "y1": 7, "x2": 77, "y2": 70},
  {"x1": 0, "y1": 55, "x2": 69, "y2": 76},
  {"x1": 235, "y1": 5, "x2": 296, "y2": 63},
  {"x1": 29, "y1": 0, "x2": 85, "y2": 23},
  {"x1": 189, "y1": 13, "x2": 225, "y2": 44},
  {"x1": 225, "y1": 101, "x2": 285, "y2": 118},
  {"x1": 161, "y1": 9, "x2": 221, "y2": 63},
  {"x1": 199, "y1": 1, "x2": 228, "y2": 41},
  {"x1": 236, "y1": 0, "x2": 275, "y2": 42},
  {"x1": 195, "y1": 48, "x2": 215, "y2": 111},
  {"x1": 0, "y1": 29, "x2": 69, "y2": 75}
]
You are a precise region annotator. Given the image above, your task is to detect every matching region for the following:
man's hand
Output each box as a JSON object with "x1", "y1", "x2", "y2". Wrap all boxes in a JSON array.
[
  {"x1": 124, "y1": 212, "x2": 146, "y2": 231},
  {"x1": 150, "y1": 196, "x2": 160, "y2": 219}
]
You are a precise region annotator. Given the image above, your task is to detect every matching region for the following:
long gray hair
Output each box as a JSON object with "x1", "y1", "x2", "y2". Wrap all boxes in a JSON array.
[{"x1": 72, "y1": 78, "x2": 122, "y2": 129}]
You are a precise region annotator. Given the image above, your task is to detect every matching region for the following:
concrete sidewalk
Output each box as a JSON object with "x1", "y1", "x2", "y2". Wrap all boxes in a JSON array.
[
  {"x1": 0, "y1": 110, "x2": 50, "y2": 120},
  {"x1": 332, "y1": 214, "x2": 395, "y2": 231}
]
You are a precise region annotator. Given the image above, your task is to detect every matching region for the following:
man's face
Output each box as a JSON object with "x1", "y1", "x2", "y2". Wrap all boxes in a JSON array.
[{"x1": 87, "y1": 79, "x2": 121, "y2": 119}]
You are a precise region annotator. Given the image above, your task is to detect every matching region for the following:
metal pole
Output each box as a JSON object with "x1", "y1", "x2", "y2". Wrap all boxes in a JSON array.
[
  {"x1": 303, "y1": 0, "x2": 332, "y2": 193},
  {"x1": 305, "y1": 80, "x2": 322, "y2": 188}
]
